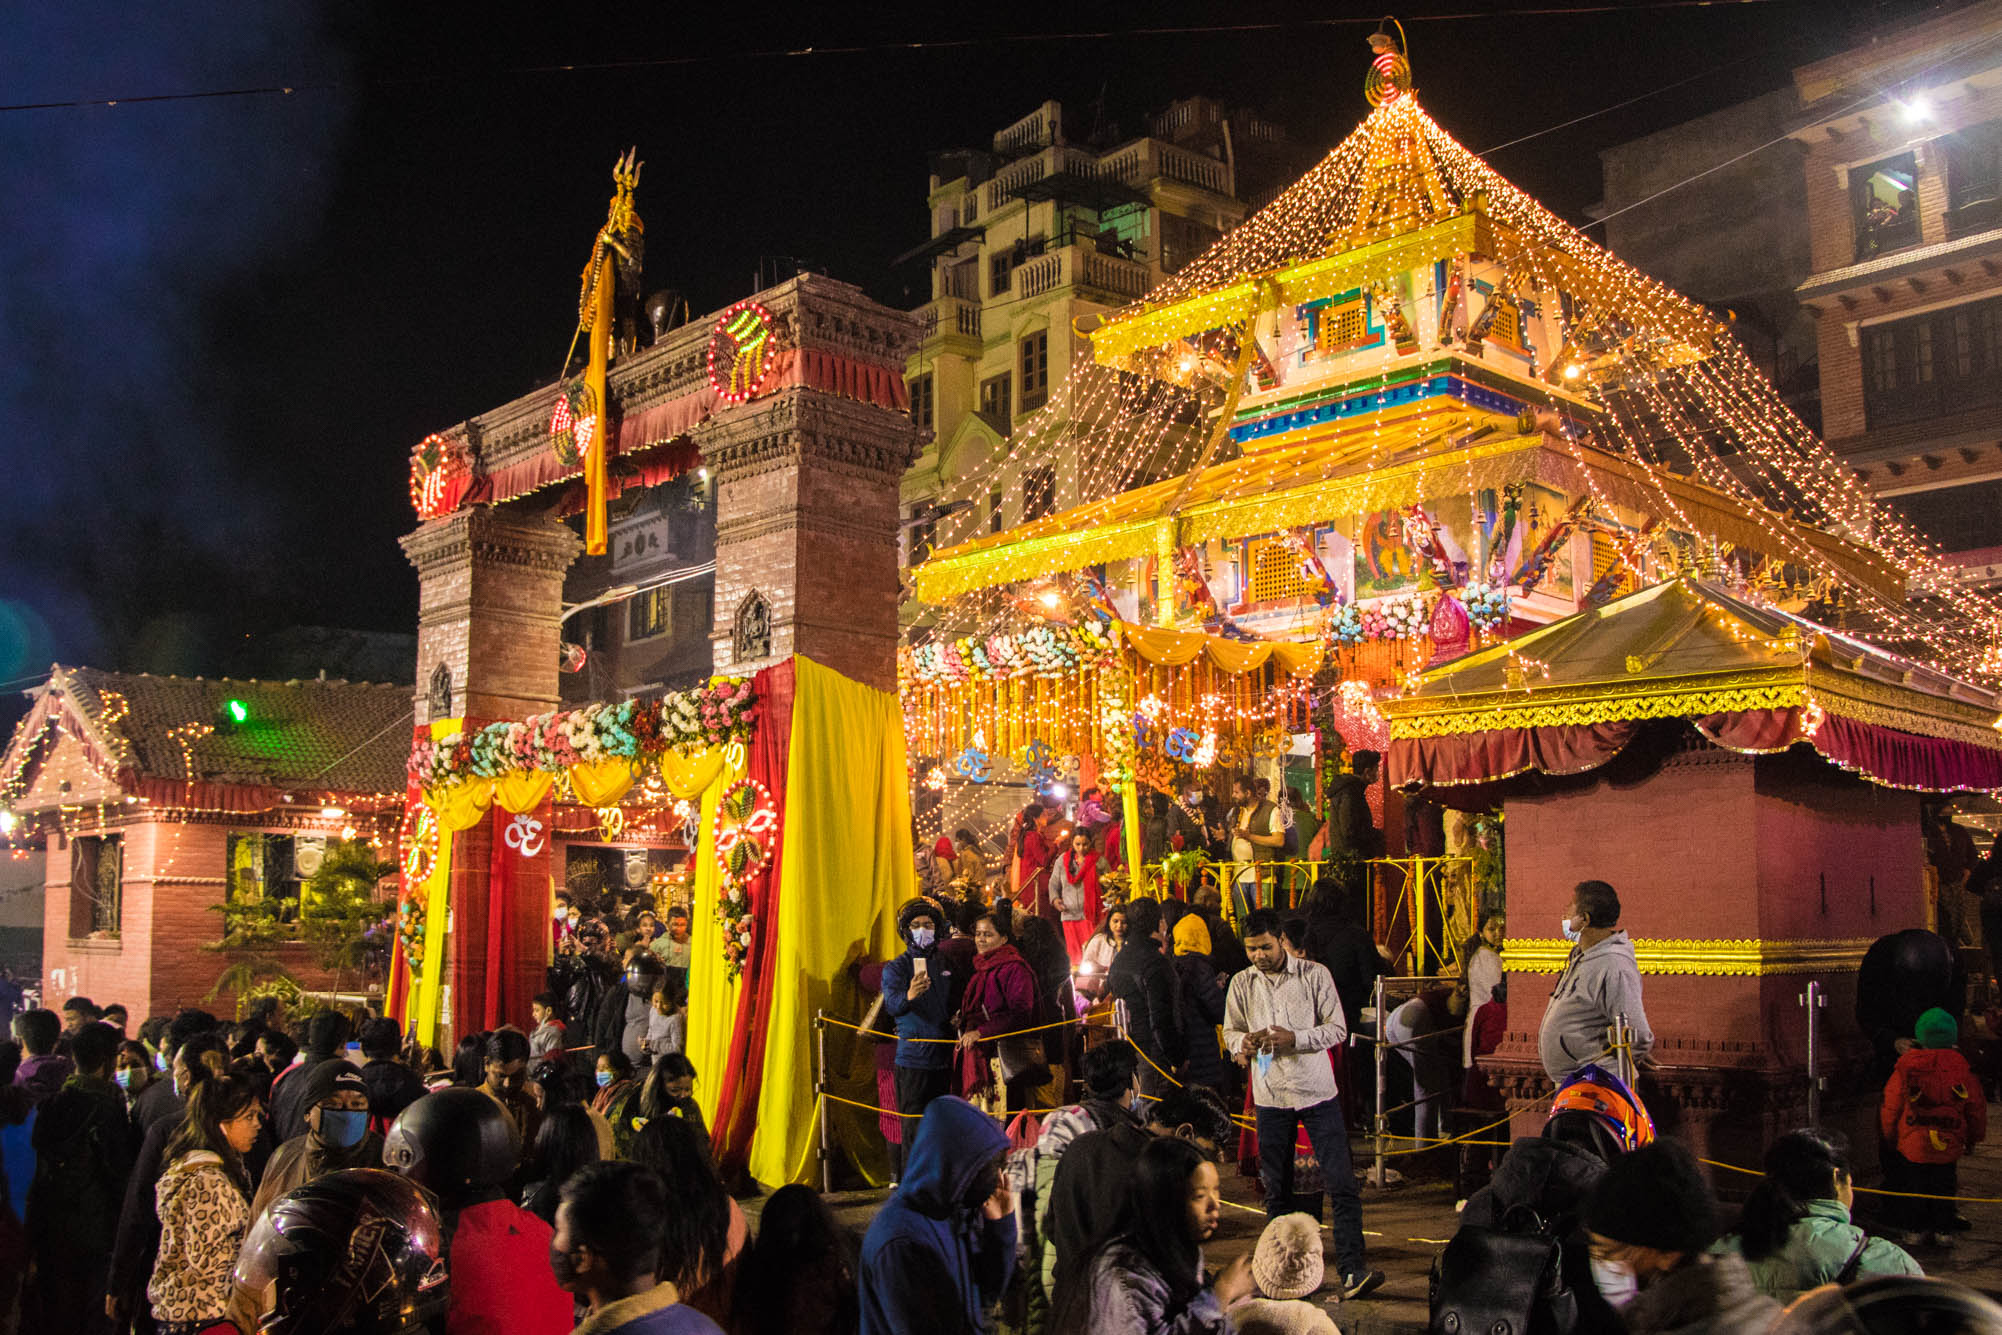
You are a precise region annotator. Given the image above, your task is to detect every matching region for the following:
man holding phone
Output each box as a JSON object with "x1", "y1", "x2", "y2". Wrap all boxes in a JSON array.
[
  {"x1": 881, "y1": 897, "x2": 959, "y2": 1176},
  {"x1": 1224, "y1": 908, "x2": 1384, "y2": 1300}
]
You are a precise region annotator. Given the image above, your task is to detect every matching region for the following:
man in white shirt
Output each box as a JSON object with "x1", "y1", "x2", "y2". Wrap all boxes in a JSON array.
[{"x1": 1224, "y1": 908, "x2": 1384, "y2": 1300}]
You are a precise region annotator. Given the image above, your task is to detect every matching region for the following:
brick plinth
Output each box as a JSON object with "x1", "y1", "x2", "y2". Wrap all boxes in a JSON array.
[{"x1": 1484, "y1": 741, "x2": 1922, "y2": 1164}]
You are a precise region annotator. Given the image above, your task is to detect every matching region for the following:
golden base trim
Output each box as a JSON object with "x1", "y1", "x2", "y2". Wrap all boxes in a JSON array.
[{"x1": 1504, "y1": 936, "x2": 1877, "y2": 977}]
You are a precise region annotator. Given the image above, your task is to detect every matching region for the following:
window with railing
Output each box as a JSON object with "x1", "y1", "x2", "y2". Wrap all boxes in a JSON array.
[
  {"x1": 1946, "y1": 121, "x2": 2002, "y2": 238},
  {"x1": 991, "y1": 253, "x2": 1013, "y2": 295},
  {"x1": 69, "y1": 834, "x2": 122, "y2": 938},
  {"x1": 909, "y1": 373, "x2": 934, "y2": 432},
  {"x1": 1862, "y1": 296, "x2": 2002, "y2": 428},
  {"x1": 1852, "y1": 152, "x2": 1919, "y2": 261},
  {"x1": 1020, "y1": 331, "x2": 1049, "y2": 411}
]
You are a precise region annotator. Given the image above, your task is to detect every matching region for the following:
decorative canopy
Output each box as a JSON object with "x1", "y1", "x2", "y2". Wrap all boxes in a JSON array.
[{"x1": 1382, "y1": 579, "x2": 2002, "y2": 793}]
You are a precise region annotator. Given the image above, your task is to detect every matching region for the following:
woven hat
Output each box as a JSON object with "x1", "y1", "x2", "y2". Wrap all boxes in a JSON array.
[
  {"x1": 1251, "y1": 1212, "x2": 1325, "y2": 1300},
  {"x1": 1172, "y1": 913, "x2": 1213, "y2": 957}
]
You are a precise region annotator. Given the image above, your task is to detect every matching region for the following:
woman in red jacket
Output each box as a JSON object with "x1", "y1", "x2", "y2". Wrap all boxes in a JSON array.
[{"x1": 955, "y1": 907, "x2": 1043, "y2": 1114}]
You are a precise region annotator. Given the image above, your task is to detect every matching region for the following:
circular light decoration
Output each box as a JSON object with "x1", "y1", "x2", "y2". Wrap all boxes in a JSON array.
[
  {"x1": 547, "y1": 378, "x2": 598, "y2": 468},
  {"x1": 706, "y1": 300, "x2": 777, "y2": 404},
  {"x1": 399, "y1": 804, "x2": 441, "y2": 894},
  {"x1": 711, "y1": 777, "x2": 778, "y2": 884},
  {"x1": 409, "y1": 433, "x2": 470, "y2": 519}
]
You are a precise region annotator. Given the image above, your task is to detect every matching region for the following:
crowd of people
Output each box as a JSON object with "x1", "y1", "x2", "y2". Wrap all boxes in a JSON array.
[{"x1": 0, "y1": 789, "x2": 1993, "y2": 1335}]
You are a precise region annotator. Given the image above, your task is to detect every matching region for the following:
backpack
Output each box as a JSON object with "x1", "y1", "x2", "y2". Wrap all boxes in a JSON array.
[{"x1": 1430, "y1": 1204, "x2": 1578, "y2": 1335}]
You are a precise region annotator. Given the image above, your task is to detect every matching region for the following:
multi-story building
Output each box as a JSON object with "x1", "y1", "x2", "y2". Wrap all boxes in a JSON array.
[
  {"x1": 898, "y1": 97, "x2": 1309, "y2": 573},
  {"x1": 1599, "y1": 1, "x2": 2002, "y2": 594},
  {"x1": 1788, "y1": 1, "x2": 2002, "y2": 591}
]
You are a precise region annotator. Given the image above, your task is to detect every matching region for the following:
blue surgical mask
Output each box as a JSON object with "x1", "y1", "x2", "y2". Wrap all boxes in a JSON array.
[
  {"x1": 596, "y1": 1070, "x2": 614, "y2": 1088},
  {"x1": 154, "y1": 1051, "x2": 167, "y2": 1072},
  {"x1": 909, "y1": 927, "x2": 935, "y2": 950},
  {"x1": 1561, "y1": 916, "x2": 1583, "y2": 943},
  {"x1": 114, "y1": 1068, "x2": 134, "y2": 1090},
  {"x1": 319, "y1": 1108, "x2": 369, "y2": 1150}
]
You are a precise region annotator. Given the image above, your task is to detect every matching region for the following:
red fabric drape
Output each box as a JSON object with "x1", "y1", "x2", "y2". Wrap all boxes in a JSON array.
[
  {"x1": 1388, "y1": 721, "x2": 1641, "y2": 790},
  {"x1": 710, "y1": 660, "x2": 796, "y2": 1175},
  {"x1": 1390, "y1": 706, "x2": 2002, "y2": 795},
  {"x1": 483, "y1": 800, "x2": 552, "y2": 1031}
]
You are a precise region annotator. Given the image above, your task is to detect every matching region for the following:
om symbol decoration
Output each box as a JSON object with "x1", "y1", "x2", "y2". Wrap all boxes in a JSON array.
[
  {"x1": 502, "y1": 813, "x2": 546, "y2": 858},
  {"x1": 955, "y1": 744, "x2": 992, "y2": 783},
  {"x1": 1018, "y1": 738, "x2": 1056, "y2": 793}
]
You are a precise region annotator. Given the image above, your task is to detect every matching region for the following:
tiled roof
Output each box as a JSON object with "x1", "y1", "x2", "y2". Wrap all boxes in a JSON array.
[
  {"x1": 51, "y1": 665, "x2": 412, "y2": 795},
  {"x1": 1795, "y1": 230, "x2": 2002, "y2": 302}
]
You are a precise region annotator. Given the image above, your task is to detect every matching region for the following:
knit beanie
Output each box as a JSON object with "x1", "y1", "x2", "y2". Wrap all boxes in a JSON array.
[
  {"x1": 1250, "y1": 1212, "x2": 1324, "y2": 1300},
  {"x1": 1915, "y1": 1007, "x2": 1959, "y2": 1050},
  {"x1": 1172, "y1": 913, "x2": 1213, "y2": 957},
  {"x1": 1583, "y1": 1140, "x2": 1718, "y2": 1256}
]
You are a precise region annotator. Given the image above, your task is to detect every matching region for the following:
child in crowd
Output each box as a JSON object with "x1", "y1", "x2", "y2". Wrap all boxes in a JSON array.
[
  {"x1": 644, "y1": 985, "x2": 686, "y2": 1060},
  {"x1": 1879, "y1": 1006, "x2": 1986, "y2": 1247}
]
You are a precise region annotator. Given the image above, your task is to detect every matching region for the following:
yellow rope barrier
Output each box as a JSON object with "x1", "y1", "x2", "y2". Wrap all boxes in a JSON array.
[
  {"x1": 1697, "y1": 1155, "x2": 2002, "y2": 1204},
  {"x1": 818, "y1": 1012, "x2": 1112, "y2": 1044}
]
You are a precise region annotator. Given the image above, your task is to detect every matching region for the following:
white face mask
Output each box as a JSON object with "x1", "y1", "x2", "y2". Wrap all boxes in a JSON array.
[
  {"x1": 1561, "y1": 915, "x2": 1583, "y2": 943},
  {"x1": 1589, "y1": 1256, "x2": 1638, "y2": 1307}
]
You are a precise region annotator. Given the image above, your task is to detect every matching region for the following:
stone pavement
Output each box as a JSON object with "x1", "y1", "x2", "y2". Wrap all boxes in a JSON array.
[{"x1": 767, "y1": 1105, "x2": 2002, "y2": 1334}]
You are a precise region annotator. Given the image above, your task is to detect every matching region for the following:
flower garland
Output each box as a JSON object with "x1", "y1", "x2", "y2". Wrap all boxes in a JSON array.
[
  {"x1": 902, "y1": 620, "x2": 1122, "y2": 688},
  {"x1": 408, "y1": 676, "x2": 757, "y2": 788},
  {"x1": 396, "y1": 893, "x2": 427, "y2": 972},
  {"x1": 1378, "y1": 591, "x2": 1431, "y2": 640}
]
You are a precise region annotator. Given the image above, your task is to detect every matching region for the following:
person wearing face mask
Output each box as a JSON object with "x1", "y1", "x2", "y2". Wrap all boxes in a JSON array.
[
  {"x1": 247, "y1": 1064, "x2": 383, "y2": 1221},
  {"x1": 233, "y1": 1065, "x2": 384, "y2": 1330},
  {"x1": 1538, "y1": 879, "x2": 1653, "y2": 1084},
  {"x1": 113, "y1": 1038, "x2": 155, "y2": 1117},
  {"x1": 859, "y1": 1095, "x2": 1016, "y2": 1335},
  {"x1": 880, "y1": 898, "x2": 960, "y2": 1161},
  {"x1": 1585, "y1": 1141, "x2": 1779, "y2": 1335}
]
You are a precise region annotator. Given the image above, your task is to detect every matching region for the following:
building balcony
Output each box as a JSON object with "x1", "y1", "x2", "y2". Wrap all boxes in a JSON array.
[
  {"x1": 914, "y1": 296, "x2": 982, "y2": 351},
  {"x1": 1009, "y1": 243, "x2": 1153, "y2": 304},
  {"x1": 979, "y1": 138, "x2": 1233, "y2": 213}
]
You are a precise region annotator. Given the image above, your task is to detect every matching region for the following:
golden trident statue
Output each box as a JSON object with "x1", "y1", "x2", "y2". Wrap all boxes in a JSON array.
[{"x1": 570, "y1": 148, "x2": 644, "y2": 556}]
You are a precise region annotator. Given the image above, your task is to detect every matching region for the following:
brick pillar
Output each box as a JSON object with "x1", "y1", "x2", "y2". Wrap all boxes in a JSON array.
[
  {"x1": 401, "y1": 508, "x2": 581, "y2": 1043},
  {"x1": 400, "y1": 508, "x2": 583, "y2": 726},
  {"x1": 707, "y1": 389, "x2": 919, "y2": 692}
]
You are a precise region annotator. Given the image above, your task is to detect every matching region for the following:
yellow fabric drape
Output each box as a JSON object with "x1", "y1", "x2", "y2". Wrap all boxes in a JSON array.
[
  {"x1": 1120, "y1": 621, "x2": 1324, "y2": 676},
  {"x1": 429, "y1": 777, "x2": 494, "y2": 832},
  {"x1": 685, "y1": 751, "x2": 746, "y2": 1138},
  {"x1": 570, "y1": 756, "x2": 636, "y2": 808},
  {"x1": 659, "y1": 746, "x2": 727, "y2": 800},
  {"x1": 414, "y1": 720, "x2": 462, "y2": 1049},
  {"x1": 492, "y1": 770, "x2": 554, "y2": 814},
  {"x1": 745, "y1": 656, "x2": 914, "y2": 1188}
]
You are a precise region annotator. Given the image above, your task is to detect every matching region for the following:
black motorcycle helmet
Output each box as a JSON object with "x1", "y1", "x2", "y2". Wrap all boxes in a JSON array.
[
  {"x1": 624, "y1": 951, "x2": 665, "y2": 998},
  {"x1": 382, "y1": 1088, "x2": 520, "y2": 1200},
  {"x1": 236, "y1": 1169, "x2": 449, "y2": 1335},
  {"x1": 1776, "y1": 1275, "x2": 2002, "y2": 1334}
]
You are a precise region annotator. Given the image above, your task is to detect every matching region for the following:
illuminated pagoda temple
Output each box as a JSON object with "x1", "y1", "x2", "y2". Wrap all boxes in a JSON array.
[
  {"x1": 905, "y1": 26, "x2": 1998, "y2": 827},
  {"x1": 904, "y1": 27, "x2": 2002, "y2": 1153}
]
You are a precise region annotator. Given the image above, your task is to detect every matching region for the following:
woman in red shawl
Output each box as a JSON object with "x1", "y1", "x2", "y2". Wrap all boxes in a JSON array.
[
  {"x1": 1010, "y1": 803, "x2": 1059, "y2": 923},
  {"x1": 1049, "y1": 827, "x2": 1103, "y2": 963},
  {"x1": 954, "y1": 906, "x2": 1042, "y2": 1113}
]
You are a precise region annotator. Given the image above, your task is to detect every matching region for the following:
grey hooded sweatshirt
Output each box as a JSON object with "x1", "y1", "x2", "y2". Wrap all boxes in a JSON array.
[{"x1": 1538, "y1": 929, "x2": 1654, "y2": 1081}]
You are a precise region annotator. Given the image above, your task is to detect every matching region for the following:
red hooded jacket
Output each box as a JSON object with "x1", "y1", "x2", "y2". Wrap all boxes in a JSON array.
[{"x1": 1880, "y1": 1046, "x2": 1987, "y2": 1164}]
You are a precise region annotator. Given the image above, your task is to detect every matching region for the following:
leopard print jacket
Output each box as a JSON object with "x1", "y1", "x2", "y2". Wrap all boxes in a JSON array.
[{"x1": 147, "y1": 1151, "x2": 250, "y2": 1323}]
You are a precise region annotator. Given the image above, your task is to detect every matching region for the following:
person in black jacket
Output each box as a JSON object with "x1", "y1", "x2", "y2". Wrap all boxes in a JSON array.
[
  {"x1": 1105, "y1": 898, "x2": 1183, "y2": 1095},
  {"x1": 1189, "y1": 884, "x2": 1250, "y2": 976},
  {"x1": 269, "y1": 1010, "x2": 353, "y2": 1144},
  {"x1": 24, "y1": 1022, "x2": 130, "y2": 1335},
  {"x1": 357, "y1": 1016, "x2": 428, "y2": 1128},
  {"x1": 1302, "y1": 881, "x2": 1385, "y2": 1027}
]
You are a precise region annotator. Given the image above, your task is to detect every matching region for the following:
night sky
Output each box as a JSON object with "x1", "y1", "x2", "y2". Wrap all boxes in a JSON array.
[{"x1": 0, "y1": 0, "x2": 1935, "y2": 694}]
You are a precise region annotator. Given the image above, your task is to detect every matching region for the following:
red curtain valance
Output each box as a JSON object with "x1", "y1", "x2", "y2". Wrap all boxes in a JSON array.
[{"x1": 1390, "y1": 706, "x2": 2002, "y2": 795}]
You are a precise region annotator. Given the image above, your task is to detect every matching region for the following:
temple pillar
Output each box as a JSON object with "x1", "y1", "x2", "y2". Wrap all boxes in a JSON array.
[{"x1": 401, "y1": 508, "x2": 582, "y2": 1044}]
